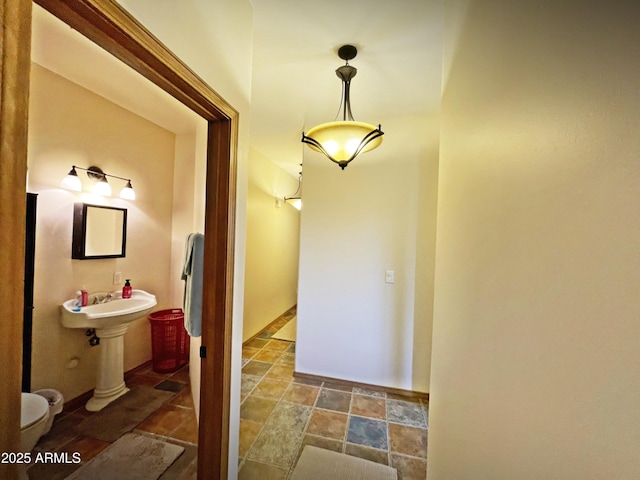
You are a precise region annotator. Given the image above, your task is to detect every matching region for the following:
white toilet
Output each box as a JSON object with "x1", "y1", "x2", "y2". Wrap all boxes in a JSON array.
[{"x1": 20, "y1": 391, "x2": 62, "y2": 452}]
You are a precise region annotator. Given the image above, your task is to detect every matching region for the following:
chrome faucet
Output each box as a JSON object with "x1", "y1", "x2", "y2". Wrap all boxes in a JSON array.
[{"x1": 92, "y1": 293, "x2": 114, "y2": 304}]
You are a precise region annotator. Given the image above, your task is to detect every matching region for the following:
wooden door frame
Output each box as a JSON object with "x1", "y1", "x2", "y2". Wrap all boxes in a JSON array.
[
  {"x1": 1, "y1": 1, "x2": 237, "y2": 478},
  {"x1": 0, "y1": 1, "x2": 32, "y2": 479}
]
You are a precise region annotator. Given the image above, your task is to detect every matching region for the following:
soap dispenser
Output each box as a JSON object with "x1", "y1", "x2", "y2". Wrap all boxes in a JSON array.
[
  {"x1": 122, "y1": 279, "x2": 132, "y2": 299},
  {"x1": 80, "y1": 285, "x2": 88, "y2": 307}
]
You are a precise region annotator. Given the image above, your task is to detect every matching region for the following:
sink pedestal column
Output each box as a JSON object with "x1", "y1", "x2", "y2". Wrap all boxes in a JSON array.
[{"x1": 86, "y1": 324, "x2": 130, "y2": 412}]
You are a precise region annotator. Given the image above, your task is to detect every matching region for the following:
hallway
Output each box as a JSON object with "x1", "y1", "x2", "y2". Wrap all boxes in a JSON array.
[{"x1": 239, "y1": 308, "x2": 429, "y2": 479}]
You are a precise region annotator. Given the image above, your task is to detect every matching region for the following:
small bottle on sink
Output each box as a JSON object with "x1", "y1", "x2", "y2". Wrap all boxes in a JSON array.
[
  {"x1": 122, "y1": 279, "x2": 132, "y2": 299},
  {"x1": 72, "y1": 291, "x2": 82, "y2": 312}
]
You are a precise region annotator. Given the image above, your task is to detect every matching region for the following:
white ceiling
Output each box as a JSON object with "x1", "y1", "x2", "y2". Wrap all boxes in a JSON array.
[
  {"x1": 249, "y1": 0, "x2": 443, "y2": 174},
  {"x1": 31, "y1": 5, "x2": 203, "y2": 135},
  {"x1": 31, "y1": 0, "x2": 443, "y2": 176}
]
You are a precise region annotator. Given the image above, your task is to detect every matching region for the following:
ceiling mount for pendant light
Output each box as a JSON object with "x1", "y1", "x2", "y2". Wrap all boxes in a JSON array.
[{"x1": 301, "y1": 44, "x2": 384, "y2": 170}]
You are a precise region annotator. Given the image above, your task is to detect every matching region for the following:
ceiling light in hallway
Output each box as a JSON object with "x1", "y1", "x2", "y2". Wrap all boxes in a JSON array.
[{"x1": 301, "y1": 45, "x2": 384, "y2": 170}]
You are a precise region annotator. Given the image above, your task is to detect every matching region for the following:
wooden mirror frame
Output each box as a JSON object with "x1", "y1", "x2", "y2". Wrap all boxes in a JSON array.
[
  {"x1": 0, "y1": 1, "x2": 237, "y2": 479},
  {"x1": 72, "y1": 203, "x2": 128, "y2": 259}
]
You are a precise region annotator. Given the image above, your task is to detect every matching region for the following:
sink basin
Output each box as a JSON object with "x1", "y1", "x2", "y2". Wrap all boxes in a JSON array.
[
  {"x1": 60, "y1": 289, "x2": 158, "y2": 411},
  {"x1": 60, "y1": 289, "x2": 157, "y2": 329}
]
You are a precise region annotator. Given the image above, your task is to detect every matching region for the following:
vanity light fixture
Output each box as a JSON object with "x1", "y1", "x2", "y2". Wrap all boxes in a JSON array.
[
  {"x1": 284, "y1": 171, "x2": 302, "y2": 210},
  {"x1": 301, "y1": 44, "x2": 384, "y2": 170},
  {"x1": 61, "y1": 165, "x2": 136, "y2": 200}
]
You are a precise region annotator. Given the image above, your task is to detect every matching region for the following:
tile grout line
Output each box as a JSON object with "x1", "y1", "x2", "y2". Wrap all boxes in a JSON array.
[
  {"x1": 343, "y1": 386, "x2": 355, "y2": 455},
  {"x1": 239, "y1": 342, "x2": 281, "y2": 472},
  {"x1": 385, "y1": 396, "x2": 431, "y2": 469},
  {"x1": 385, "y1": 396, "x2": 393, "y2": 468},
  {"x1": 267, "y1": 357, "x2": 299, "y2": 475},
  {"x1": 238, "y1": 343, "x2": 267, "y2": 472},
  {"x1": 240, "y1": 331, "x2": 298, "y2": 475},
  {"x1": 285, "y1": 379, "x2": 324, "y2": 480},
  {"x1": 342, "y1": 389, "x2": 393, "y2": 465}
]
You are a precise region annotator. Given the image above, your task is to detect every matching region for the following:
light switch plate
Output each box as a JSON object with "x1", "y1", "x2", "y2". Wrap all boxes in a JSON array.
[
  {"x1": 113, "y1": 271, "x2": 122, "y2": 285},
  {"x1": 385, "y1": 270, "x2": 395, "y2": 284}
]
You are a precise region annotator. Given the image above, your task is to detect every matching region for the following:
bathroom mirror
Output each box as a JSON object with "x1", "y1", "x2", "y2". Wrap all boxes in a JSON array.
[{"x1": 72, "y1": 203, "x2": 127, "y2": 259}]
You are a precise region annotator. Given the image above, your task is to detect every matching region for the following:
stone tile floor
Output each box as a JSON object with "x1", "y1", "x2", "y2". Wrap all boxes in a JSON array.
[
  {"x1": 25, "y1": 307, "x2": 427, "y2": 480},
  {"x1": 239, "y1": 308, "x2": 428, "y2": 480},
  {"x1": 26, "y1": 363, "x2": 197, "y2": 480}
]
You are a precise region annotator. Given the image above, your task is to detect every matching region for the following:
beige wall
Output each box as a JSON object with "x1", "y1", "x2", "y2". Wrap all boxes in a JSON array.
[
  {"x1": 412, "y1": 116, "x2": 439, "y2": 392},
  {"x1": 168, "y1": 124, "x2": 209, "y2": 416},
  {"x1": 429, "y1": 1, "x2": 640, "y2": 478},
  {"x1": 169, "y1": 130, "x2": 203, "y2": 308},
  {"x1": 243, "y1": 148, "x2": 300, "y2": 341},
  {"x1": 28, "y1": 63, "x2": 176, "y2": 401},
  {"x1": 116, "y1": 1, "x2": 254, "y2": 475}
]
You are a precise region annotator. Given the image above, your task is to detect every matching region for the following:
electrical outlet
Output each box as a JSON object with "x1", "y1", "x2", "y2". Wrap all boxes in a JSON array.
[
  {"x1": 113, "y1": 271, "x2": 122, "y2": 285},
  {"x1": 385, "y1": 270, "x2": 395, "y2": 284}
]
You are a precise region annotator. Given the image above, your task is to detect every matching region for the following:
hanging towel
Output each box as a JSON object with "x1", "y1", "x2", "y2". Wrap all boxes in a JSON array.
[{"x1": 182, "y1": 233, "x2": 204, "y2": 337}]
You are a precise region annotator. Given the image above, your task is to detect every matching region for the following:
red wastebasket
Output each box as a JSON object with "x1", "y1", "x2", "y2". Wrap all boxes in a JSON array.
[{"x1": 148, "y1": 309, "x2": 189, "y2": 373}]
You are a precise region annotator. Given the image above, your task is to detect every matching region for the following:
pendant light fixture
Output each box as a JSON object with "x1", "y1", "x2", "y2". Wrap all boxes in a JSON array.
[{"x1": 301, "y1": 44, "x2": 383, "y2": 170}]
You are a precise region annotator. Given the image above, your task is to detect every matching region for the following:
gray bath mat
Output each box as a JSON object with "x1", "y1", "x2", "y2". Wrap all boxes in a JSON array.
[
  {"x1": 291, "y1": 446, "x2": 397, "y2": 480},
  {"x1": 65, "y1": 433, "x2": 184, "y2": 480},
  {"x1": 76, "y1": 386, "x2": 174, "y2": 442}
]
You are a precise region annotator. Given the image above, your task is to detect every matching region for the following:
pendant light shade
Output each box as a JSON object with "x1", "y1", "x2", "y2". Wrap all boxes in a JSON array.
[
  {"x1": 303, "y1": 121, "x2": 383, "y2": 164},
  {"x1": 302, "y1": 45, "x2": 383, "y2": 170}
]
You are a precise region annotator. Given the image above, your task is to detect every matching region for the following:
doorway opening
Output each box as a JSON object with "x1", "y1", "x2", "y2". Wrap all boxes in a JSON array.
[{"x1": 10, "y1": 0, "x2": 237, "y2": 478}]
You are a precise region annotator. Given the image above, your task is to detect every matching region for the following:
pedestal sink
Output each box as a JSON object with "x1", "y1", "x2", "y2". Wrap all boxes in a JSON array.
[{"x1": 60, "y1": 289, "x2": 157, "y2": 411}]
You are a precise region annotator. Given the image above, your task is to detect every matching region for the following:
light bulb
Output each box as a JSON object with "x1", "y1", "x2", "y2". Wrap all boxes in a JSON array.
[
  {"x1": 92, "y1": 179, "x2": 112, "y2": 196},
  {"x1": 60, "y1": 167, "x2": 82, "y2": 192},
  {"x1": 119, "y1": 181, "x2": 136, "y2": 200}
]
